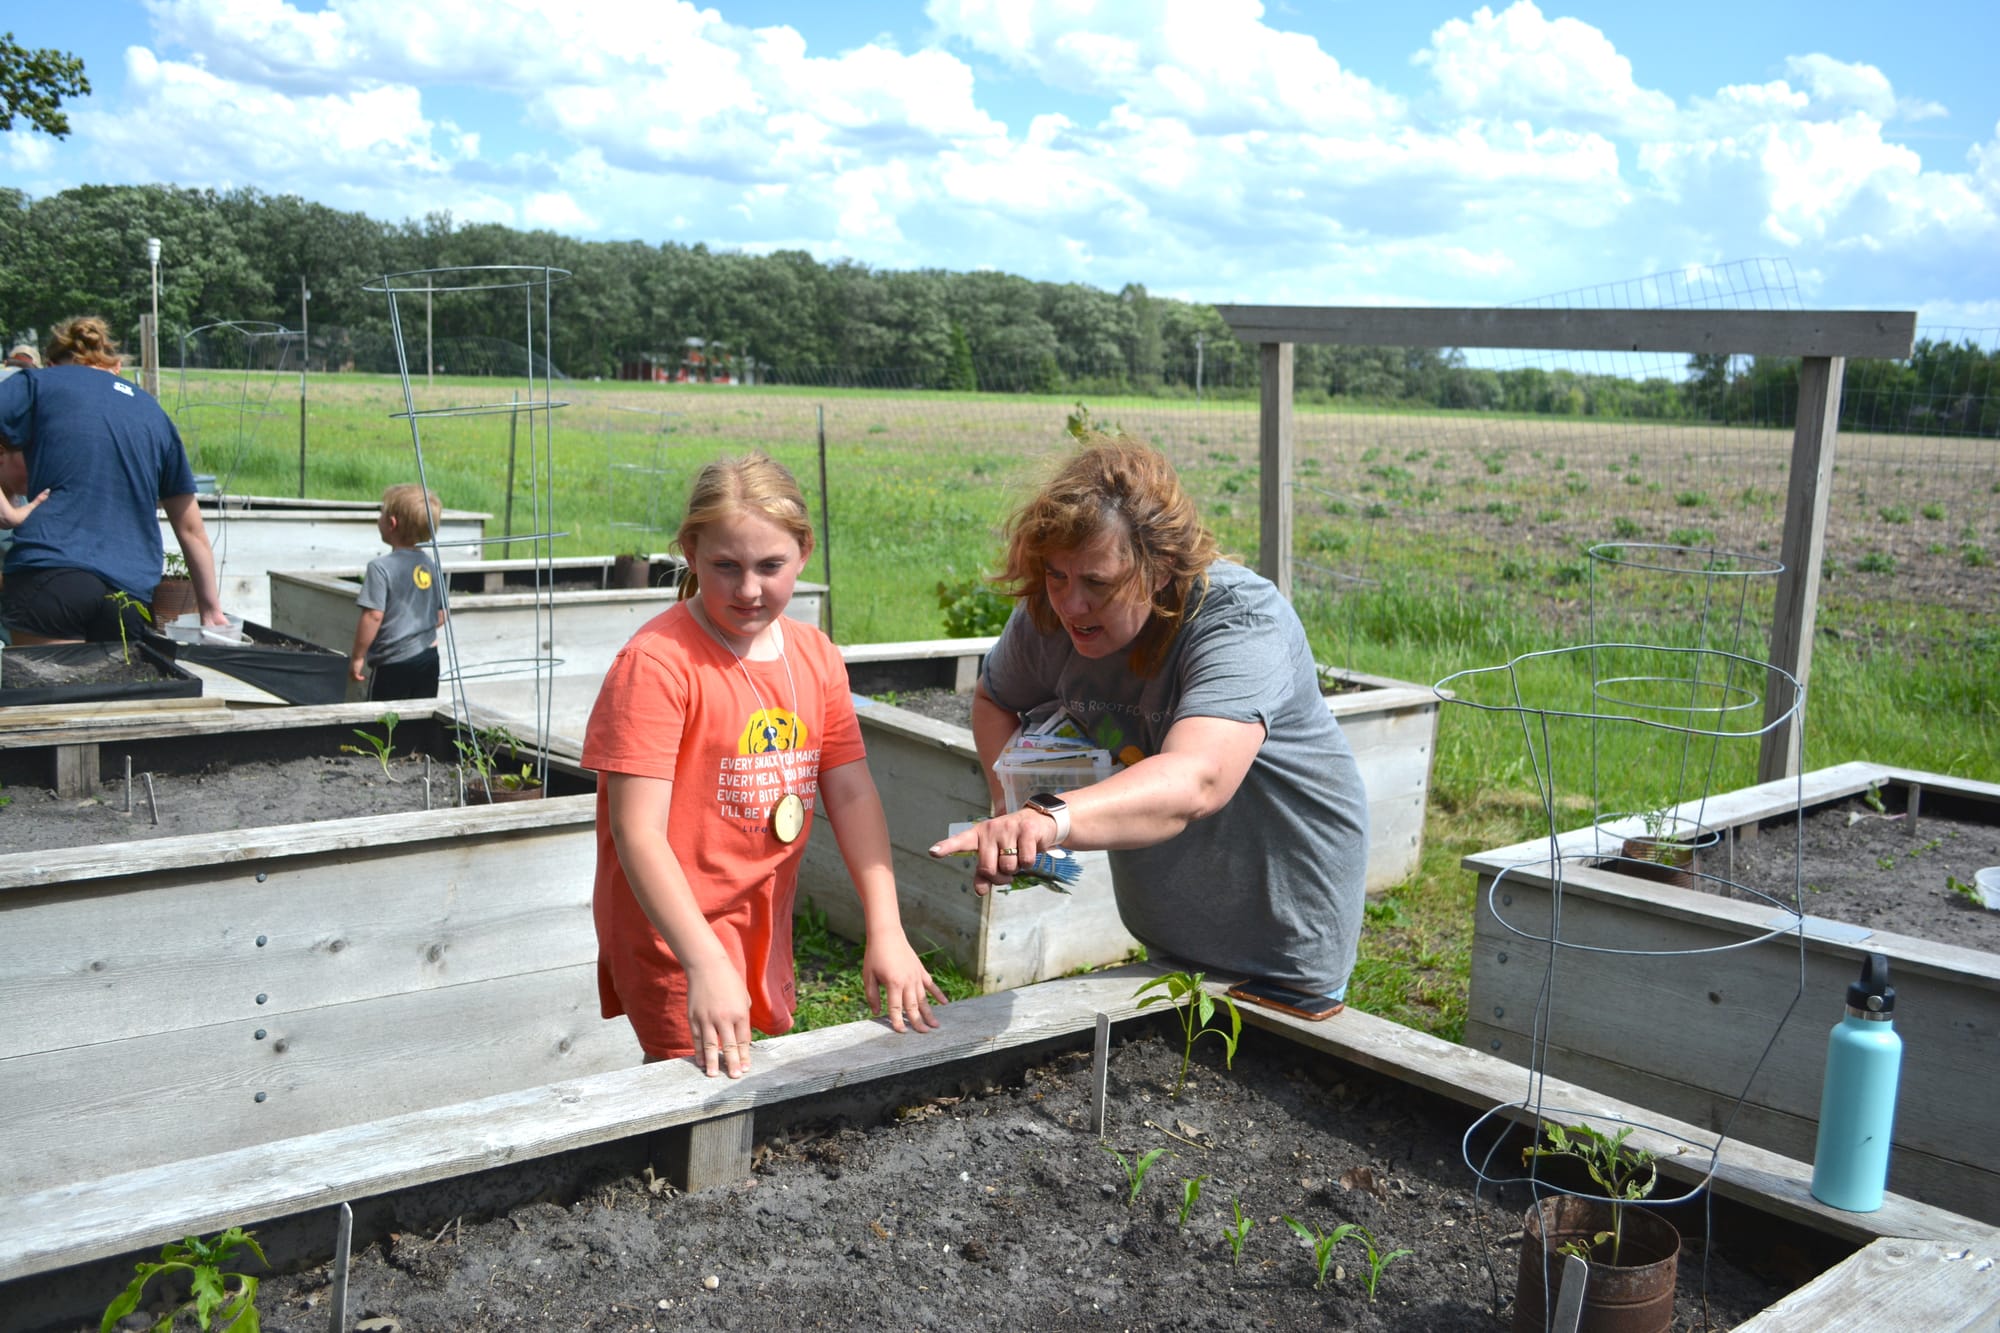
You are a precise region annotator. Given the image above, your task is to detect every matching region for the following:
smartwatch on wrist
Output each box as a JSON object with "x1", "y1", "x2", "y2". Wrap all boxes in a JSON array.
[{"x1": 1024, "y1": 791, "x2": 1071, "y2": 845}]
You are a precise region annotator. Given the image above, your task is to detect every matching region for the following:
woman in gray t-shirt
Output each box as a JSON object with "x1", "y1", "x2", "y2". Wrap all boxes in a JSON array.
[{"x1": 929, "y1": 436, "x2": 1368, "y2": 998}]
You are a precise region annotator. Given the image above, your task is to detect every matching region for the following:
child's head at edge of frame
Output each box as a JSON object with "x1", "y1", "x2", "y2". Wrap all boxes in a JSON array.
[
  {"x1": 379, "y1": 482, "x2": 442, "y2": 548},
  {"x1": 673, "y1": 452, "x2": 815, "y2": 604}
]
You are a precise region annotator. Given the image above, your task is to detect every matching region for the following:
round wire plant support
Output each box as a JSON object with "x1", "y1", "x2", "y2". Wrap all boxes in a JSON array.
[
  {"x1": 1436, "y1": 639, "x2": 1810, "y2": 1316},
  {"x1": 1585, "y1": 540, "x2": 1784, "y2": 664}
]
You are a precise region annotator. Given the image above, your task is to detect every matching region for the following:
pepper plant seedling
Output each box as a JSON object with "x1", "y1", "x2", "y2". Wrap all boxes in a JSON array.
[
  {"x1": 1134, "y1": 970, "x2": 1242, "y2": 1099},
  {"x1": 341, "y1": 710, "x2": 401, "y2": 781},
  {"x1": 1522, "y1": 1120, "x2": 1657, "y2": 1265},
  {"x1": 100, "y1": 1225, "x2": 265, "y2": 1333},
  {"x1": 1283, "y1": 1216, "x2": 1358, "y2": 1290},
  {"x1": 103, "y1": 590, "x2": 152, "y2": 665},
  {"x1": 1350, "y1": 1224, "x2": 1414, "y2": 1301},
  {"x1": 1102, "y1": 1143, "x2": 1168, "y2": 1207}
]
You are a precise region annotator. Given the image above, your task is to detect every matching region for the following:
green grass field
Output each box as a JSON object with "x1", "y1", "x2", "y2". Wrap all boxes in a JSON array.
[{"x1": 174, "y1": 371, "x2": 1999, "y2": 1038}]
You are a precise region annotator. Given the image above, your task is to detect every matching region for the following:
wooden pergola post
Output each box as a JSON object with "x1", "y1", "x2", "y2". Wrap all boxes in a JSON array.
[
  {"x1": 1759, "y1": 355, "x2": 1846, "y2": 782},
  {"x1": 1257, "y1": 342, "x2": 1294, "y2": 597}
]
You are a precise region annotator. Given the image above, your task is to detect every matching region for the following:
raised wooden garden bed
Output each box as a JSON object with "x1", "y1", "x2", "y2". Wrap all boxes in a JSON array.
[
  {"x1": 0, "y1": 701, "x2": 631, "y2": 1207},
  {"x1": 1, "y1": 969, "x2": 1991, "y2": 1331},
  {"x1": 796, "y1": 657, "x2": 1441, "y2": 990},
  {"x1": 268, "y1": 555, "x2": 826, "y2": 698},
  {"x1": 1464, "y1": 761, "x2": 2000, "y2": 1225},
  {"x1": 0, "y1": 641, "x2": 201, "y2": 712},
  {"x1": 157, "y1": 493, "x2": 489, "y2": 626}
]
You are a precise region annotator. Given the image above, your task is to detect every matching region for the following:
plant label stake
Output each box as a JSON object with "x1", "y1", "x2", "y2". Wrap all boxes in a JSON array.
[
  {"x1": 143, "y1": 772, "x2": 159, "y2": 827},
  {"x1": 423, "y1": 756, "x2": 433, "y2": 811},
  {"x1": 1092, "y1": 1011, "x2": 1111, "y2": 1137},
  {"x1": 1552, "y1": 1252, "x2": 1587, "y2": 1333},
  {"x1": 124, "y1": 754, "x2": 133, "y2": 814},
  {"x1": 328, "y1": 1200, "x2": 352, "y2": 1332}
]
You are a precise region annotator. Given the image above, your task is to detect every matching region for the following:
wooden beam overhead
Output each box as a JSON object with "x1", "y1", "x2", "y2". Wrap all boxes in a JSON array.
[{"x1": 1215, "y1": 305, "x2": 1918, "y2": 360}]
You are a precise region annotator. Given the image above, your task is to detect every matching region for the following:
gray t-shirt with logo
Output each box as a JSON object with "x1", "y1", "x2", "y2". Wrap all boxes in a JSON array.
[
  {"x1": 357, "y1": 546, "x2": 443, "y2": 665},
  {"x1": 981, "y1": 559, "x2": 1369, "y2": 995}
]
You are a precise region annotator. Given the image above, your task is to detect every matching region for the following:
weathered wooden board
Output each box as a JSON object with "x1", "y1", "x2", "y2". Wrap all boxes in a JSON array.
[
  {"x1": 1214, "y1": 306, "x2": 1919, "y2": 359},
  {"x1": 0, "y1": 818, "x2": 597, "y2": 1055},
  {"x1": 1737, "y1": 1237, "x2": 2000, "y2": 1331},
  {"x1": 1462, "y1": 762, "x2": 2000, "y2": 1225},
  {"x1": 1, "y1": 963, "x2": 639, "y2": 1195}
]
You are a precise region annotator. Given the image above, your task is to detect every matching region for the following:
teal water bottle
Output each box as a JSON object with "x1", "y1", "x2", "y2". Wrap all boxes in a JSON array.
[{"x1": 1810, "y1": 953, "x2": 1902, "y2": 1212}]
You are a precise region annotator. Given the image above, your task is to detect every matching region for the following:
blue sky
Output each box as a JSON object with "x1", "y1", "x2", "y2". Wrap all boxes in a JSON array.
[{"x1": 9, "y1": 1, "x2": 1998, "y2": 327}]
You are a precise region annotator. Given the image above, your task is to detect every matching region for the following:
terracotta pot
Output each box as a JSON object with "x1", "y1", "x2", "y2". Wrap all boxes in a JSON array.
[
  {"x1": 1514, "y1": 1196, "x2": 1680, "y2": 1333},
  {"x1": 150, "y1": 577, "x2": 198, "y2": 627},
  {"x1": 467, "y1": 778, "x2": 545, "y2": 804},
  {"x1": 1618, "y1": 835, "x2": 1697, "y2": 889},
  {"x1": 609, "y1": 555, "x2": 651, "y2": 589}
]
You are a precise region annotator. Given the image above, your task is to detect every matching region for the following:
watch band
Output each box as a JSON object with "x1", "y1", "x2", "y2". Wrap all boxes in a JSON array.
[{"x1": 1026, "y1": 792, "x2": 1071, "y2": 844}]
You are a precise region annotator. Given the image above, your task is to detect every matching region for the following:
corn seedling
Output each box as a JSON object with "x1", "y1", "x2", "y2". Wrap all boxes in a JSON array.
[
  {"x1": 341, "y1": 710, "x2": 401, "y2": 781},
  {"x1": 1103, "y1": 1144, "x2": 1168, "y2": 1207},
  {"x1": 101, "y1": 1226, "x2": 265, "y2": 1333},
  {"x1": 1175, "y1": 1175, "x2": 1208, "y2": 1228},
  {"x1": 1351, "y1": 1225, "x2": 1414, "y2": 1301},
  {"x1": 1522, "y1": 1120, "x2": 1658, "y2": 1265},
  {"x1": 103, "y1": 590, "x2": 152, "y2": 665},
  {"x1": 1222, "y1": 1197, "x2": 1254, "y2": 1264},
  {"x1": 1283, "y1": 1216, "x2": 1357, "y2": 1290},
  {"x1": 1134, "y1": 970, "x2": 1242, "y2": 1099}
]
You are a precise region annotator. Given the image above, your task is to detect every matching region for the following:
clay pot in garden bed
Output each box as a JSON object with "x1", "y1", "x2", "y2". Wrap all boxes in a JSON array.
[
  {"x1": 1514, "y1": 1195, "x2": 1681, "y2": 1333},
  {"x1": 150, "y1": 576, "x2": 198, "y2": 626},
  {"x1": 466, "y1": 776, "x2": 545, "y2": 803},
  {"x1": 609, "y1": 554, "x2": 652, "y2": 589}
]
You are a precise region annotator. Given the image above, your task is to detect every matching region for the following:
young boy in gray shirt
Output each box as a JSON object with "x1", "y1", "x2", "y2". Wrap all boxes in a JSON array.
[{"x1": 350, "y1": 483, "x2": 446, "y2": 700}]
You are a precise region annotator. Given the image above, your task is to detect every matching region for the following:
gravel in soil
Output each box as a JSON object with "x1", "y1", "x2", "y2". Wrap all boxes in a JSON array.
[
  {"x1": 218, "y1": 1031, "x2": 1806, "y2": 1332},
  {"x1": 1701, "y1": 796, "x2": 2000, "y2": 954}
]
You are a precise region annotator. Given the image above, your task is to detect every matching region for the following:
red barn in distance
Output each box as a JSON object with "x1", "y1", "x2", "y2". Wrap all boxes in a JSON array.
[{"x1": 618, "y1": 336, "x2": 749, "y2": 384}]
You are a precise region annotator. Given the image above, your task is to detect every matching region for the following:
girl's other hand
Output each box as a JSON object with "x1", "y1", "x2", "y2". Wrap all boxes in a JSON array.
[
  {"x1": 685, "y1": 964, "x2": 756, "y2": 1078},
  {"x1": 863, "y1": 936, "x2": 948, "y2": 1034}
]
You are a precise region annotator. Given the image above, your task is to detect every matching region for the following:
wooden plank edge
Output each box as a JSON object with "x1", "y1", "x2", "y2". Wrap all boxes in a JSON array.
[
  {"x1": 1231, "y1": 1002, "x2": 2000, "y2": 1249},
  {"x1": 1735, "y1": 1236, "x2": 2000, "y2": 1331},
  {"x1": 0, "y1": 796, "x2": 597, "y2": 894}
]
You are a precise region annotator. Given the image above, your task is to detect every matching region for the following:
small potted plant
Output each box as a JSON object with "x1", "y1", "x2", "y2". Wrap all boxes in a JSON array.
[
  {"x1": 457, "y1": 724, "x2": 545, "y2": 803},
  {"x1": 1618, "y1": 807, "x2": 1703, "y2": 888},
  {"x1": 1513, "y1": 1120, "x2": 1680, "y2": 1333},
  {"x1": 151, "y1": 551, "x2": 198, "y2": 627},
  {"x1": 610, "y1": 550, "x2": 653, "y2": 589}
]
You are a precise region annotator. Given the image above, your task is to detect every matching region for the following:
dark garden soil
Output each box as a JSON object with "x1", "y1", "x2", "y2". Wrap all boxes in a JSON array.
[
  {"x1": 206, "y1": 1031, "x2": 1809, "y2": 1333},
  {"x1": 1702, "y1": 796, "x2": 2000, "y2": 954},
  {"x1": 0, "y1": 754, "x2": 465, "y2": 855}
]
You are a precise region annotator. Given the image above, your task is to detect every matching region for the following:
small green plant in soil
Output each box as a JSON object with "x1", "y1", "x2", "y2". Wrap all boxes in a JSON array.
[
  {"x1": 103, "y1": 590, "x2": 152, "y2": 664},
  {"x1": 101, "y1": 1225, "x2": 265, "y2": 1333},
  {"x1": 455, "y1": 723, "x2": 539, "y2": 792},
  {"x1": 1134, "y1": 970, "x2": 1242, "y2": 1099},
  {"x1": 1222, "y1": 1197, "x2": 1254, "y2": 1264},
  {"x1": 1351, "y1": 1224, "x2": 1415, "y2": 1301},
  {"x1": 1103, "y1": 1144, "x2": 1168, "y2": 1207},
  {"x1": 1522, "y1": 1120, "x2": 1658, "y2": 1265},
  {"x1": 1947, "y1": 874, "x2": 1982, "y2": 906},
  {"x1": 162, "y1": 551, "x2": 190, "y2": 579},
  {"x1": 1282, "y1": 1215, "x2": 1357, "y2": 1290},
  {"x1": 1175, "y1": 1175, "x2": 1208, "y2": 1228},
  {"x1": 341, "y1": 710, "x2": 401, "y2": 780}
]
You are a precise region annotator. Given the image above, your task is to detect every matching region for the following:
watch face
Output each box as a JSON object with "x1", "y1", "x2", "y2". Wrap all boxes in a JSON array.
[{"x1": 1029, "y1": 792, "x2": 1066, "y2": 811}]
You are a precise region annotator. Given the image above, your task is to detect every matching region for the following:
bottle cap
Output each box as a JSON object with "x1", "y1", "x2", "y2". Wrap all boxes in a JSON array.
[{"x1": 1846, "y1": 952, "x2": 1895, "y2": 1014}]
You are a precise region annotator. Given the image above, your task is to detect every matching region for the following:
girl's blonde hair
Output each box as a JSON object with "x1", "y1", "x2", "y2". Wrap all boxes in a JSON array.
[
  {"x1": 380, "y1": 483, "x2": 442, "y2": 543},
  {"x1": 995, "y1": 433, "x2": 1218, "y2": 676},
  {"x1": 45, "y1": 317, "x2": 121, "y2": 369},
  {"x1": 673, "y1": 453, "x2": 815, "y2": 600}
]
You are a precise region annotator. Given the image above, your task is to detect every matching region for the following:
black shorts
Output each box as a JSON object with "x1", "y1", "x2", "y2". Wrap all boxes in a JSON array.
[
  {"x1": 0, "y1": 566, "x2": 151, "y2": 642},
  {"x1": 369, "y1": 647, "x2": 440, "y2": 701}
]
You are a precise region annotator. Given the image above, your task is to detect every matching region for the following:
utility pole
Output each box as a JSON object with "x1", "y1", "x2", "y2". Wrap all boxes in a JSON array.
[
  {"x1": 426, "y1": 277, "x2": 434, "y2": 390},
  {"x1": 1195, "y1": 332, "x2": 1205, "y2": 403},
  {"x1": 298, "y1": 277, "x2": 311, "y2": 498},
  {"x1": 144, "y1": 237, "x2": 162, "y2": 397}
]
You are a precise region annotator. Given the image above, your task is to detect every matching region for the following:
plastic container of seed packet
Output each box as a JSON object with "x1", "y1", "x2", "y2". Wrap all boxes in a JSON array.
[{"x1": 993, "y1": 731, "x2": 1113, "y2": 813}]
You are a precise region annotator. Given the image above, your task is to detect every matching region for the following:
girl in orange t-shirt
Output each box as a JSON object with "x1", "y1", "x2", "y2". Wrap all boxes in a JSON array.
[{"x1": 584, "y1": 453, "x2": 945, "y2": 1076}]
